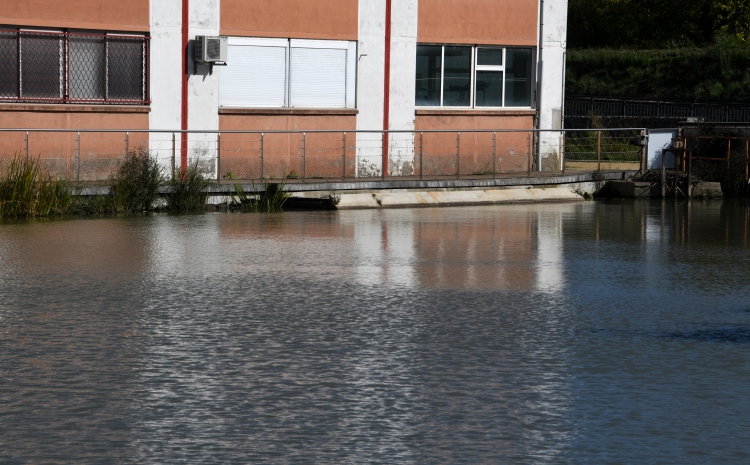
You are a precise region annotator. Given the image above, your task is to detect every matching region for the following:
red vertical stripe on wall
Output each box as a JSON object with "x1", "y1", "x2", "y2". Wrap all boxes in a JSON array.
[
  {"x1": 181, "y1": 0, "x2": 189, "y2": 172},
  {"x1": 383, "y1": 0, "x2": 392, "y2": 177}
]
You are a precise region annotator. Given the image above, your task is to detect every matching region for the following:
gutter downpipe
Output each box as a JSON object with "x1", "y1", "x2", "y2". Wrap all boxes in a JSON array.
[
  {"x1": 383, "y1": 0, "x2": 392, "y2": 177},
  {"x1": 537, "y1": 0, "x2": 544, "y2": 171},
  {"x1": 181, "y1": 0, "x2": 189, "y2": 174}
]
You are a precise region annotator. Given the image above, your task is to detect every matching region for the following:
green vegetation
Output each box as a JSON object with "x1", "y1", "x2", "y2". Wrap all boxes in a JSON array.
[
  {"x1": 569, "y1": 0, "x2": 750, "y2": 49},
  {"x1": 565, "y1": 129, "x2": 641, "y2": 162},
  {"x1": 231, "y1": 181, "x2": 290, "y2": 213},
  {"x1": 0, "y1": 154, "x2": 76, "y2": 218},
  {"x1": 166, "y1": 161, "x2": 210, "y2": 212},
  {"x1": 566, "y1": 44, "x2": 750, "y2": 102},
  {"x1": 109, "y1": 147, "x2": 164, "y2": 212},
  {"x1": 567, "y1": 1, "x2": 750, "y2": 102}
]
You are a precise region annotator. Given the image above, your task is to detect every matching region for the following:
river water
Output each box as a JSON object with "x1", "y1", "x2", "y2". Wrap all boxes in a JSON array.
[{"x1": 1, "y1": 200, "x2": 749, "y2": 464}]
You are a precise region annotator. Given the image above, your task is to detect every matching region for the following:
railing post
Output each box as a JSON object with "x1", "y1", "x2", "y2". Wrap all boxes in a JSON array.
[
  {"x1": 76, "y1": 132, "x2": 81, "y2": 183},
  {"x1": 597, "y1": 130, "x2": 602, "y2": 171},
  {"x1": 381, "y1": 132, "x2": 386, "y2": 181},
  {"x1": 302, "y1": 133, "x2": 306, "y2": 182},
  {"x1": 342, "y1": 132, "x2": 347, "y2": 181},
  {"x1": 125, "y1": 131, "x2": 129, "y2": 156},
  {"x1": 419, "y1": 131, "x2": 424, "y2": 181},
  {"x1": 171, "y1": 132, "x2": 176, "y2": 179},
  {"x1": 217, "y1": 132, "x2": 221, "y2": 183},
  {"x1": 492, "y1": 131, "x2": 497, "y2": 178},
  {"x1": 560, "y1": 131, "x2": 565, "y2": 173},
  {"x1": 260, "y1": 132, "x2": 265, "y2": 181},
  {"x1": 745, "y1": 138, "x2": 749, "y2": 183},
  {"x1": 456, "y1": 131, "x2": 460, "y2": 179},
  {"x1": 25, "y1": 131, "x2": 29, "y2": 162},
  {"x1": 527, "y1": 131, "x2": 532, "y2": 176}
]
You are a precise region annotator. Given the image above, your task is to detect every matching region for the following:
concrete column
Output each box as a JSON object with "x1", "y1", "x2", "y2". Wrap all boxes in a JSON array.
[
  {"x1": 188, "y1": 0, "x2": 220, "y2": 175},
  {"x1": 537, "y1": 0, "x2": 568, "y2": 171},
  {"x1": 386, "y1": 0, "x2": 418, "y2": 175},
  {"x1": 150, "y1": 0, "x2": 183, "y2": 166},
  {"x1": 356, "y1": 0, "x2": 387, "y2": 176}
]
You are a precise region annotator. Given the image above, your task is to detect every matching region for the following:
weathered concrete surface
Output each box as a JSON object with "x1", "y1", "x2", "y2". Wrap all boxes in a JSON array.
[{"x1": 331, "y1": 187, "x2": 583, "y2": 209}]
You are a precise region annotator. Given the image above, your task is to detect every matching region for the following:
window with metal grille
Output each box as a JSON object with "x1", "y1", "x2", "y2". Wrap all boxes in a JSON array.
[{"x1": 0, "y1": 29, "x2": 149, "y2": 105}]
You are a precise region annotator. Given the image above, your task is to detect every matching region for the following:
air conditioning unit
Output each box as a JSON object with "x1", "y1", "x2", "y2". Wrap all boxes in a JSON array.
[{"x1": 195, "y1": 36, "x2": 228, "y2": 64}]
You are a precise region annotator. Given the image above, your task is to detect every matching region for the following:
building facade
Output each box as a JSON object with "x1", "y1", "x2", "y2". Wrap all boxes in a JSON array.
[{"x1": 0, "y1": 0, "x2": 568, "y2": 173}]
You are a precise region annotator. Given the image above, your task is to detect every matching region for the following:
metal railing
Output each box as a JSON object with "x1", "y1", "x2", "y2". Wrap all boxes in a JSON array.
[
  {"x1": 566, "y1": 96, "x2": 750, "y2": 123},
  {"x1": 0, "y1": 29, "x2": 150, "y2": 105},
  {"x1": 0, "y1": 128, "x2": 646, "y2": 183}
]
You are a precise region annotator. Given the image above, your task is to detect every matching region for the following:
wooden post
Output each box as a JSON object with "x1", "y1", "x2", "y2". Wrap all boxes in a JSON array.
[
  {"x1": 661, "y1": 149, "x2": 666, "y2": 198},
  {"x1": 727, "y1": 139, "x2": 732, "y2": 170}
]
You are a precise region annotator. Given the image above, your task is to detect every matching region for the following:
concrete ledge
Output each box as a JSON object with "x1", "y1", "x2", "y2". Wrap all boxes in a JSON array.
[
  {"x1": 415, "y1": 109, "x2": 537, "y2": 116},
  {"x1": 0, "y1": 103, "x2": 151, "y2": 113},
  {"x1": 219, "y1": 108, "x2": 359, "y2": 116},
  {"x1": 204, "y1": 172, "x2": 633, "y2": 194},
  {"x1": 334, "y1": 187, "x2": 583, "y2": 209}
]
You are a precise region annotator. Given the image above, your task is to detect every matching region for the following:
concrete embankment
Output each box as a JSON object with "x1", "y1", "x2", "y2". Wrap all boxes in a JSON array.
[{"x1": 77, "y1": 172, "x2": 635, "y2": 210}]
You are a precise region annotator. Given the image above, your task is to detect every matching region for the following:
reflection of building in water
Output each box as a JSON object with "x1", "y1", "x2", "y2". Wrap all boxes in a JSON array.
[
  {"x1": 351, "y1": 205, "x2": 577, "y2": 292},
  {"x1": 535, "y1": 207, "x2": 565, "y2": 294},
  {"x1": 354, "y1": 210, "x2": 416, "y2": 287},
  {"x1": 413, "y1": 208, "x2": 536, "y2": 291}
]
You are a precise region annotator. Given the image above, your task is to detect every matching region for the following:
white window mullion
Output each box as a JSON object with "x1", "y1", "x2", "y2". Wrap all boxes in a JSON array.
[
  {"x1": 502, "y1": 48, "x2": 506, "y2": 108},
  {"x1": 440, "y1": 46, "x2": 444, "y2": 107},
  {"x1": 470, "y1": 46, "x2": 475, "y2": 109},
  {"x1": 285, "y1": 39, "x2": 291, "y2": 107}
]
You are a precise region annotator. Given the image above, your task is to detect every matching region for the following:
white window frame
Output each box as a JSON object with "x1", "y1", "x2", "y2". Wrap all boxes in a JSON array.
[
  {"x1": 221, "y1": 37, "x2": 356, "y2": 109},
  {"x1": 416, "y1": 44, "x2": 533, "y2": 110}
]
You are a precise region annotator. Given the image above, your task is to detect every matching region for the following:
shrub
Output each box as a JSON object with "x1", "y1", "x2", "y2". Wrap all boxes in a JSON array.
[
  {"x1": 231, "y1": 181, "x2": 289, "y2": 213},
  {"x1": 166, "y1": 161, "x2": 210, "y2": 212},
  {"x1": 109, "y1": 146, "x2": 163, "y2": 212},
  {"x1": 0, "y1": 154, "x2": 76, "y2": 218}
]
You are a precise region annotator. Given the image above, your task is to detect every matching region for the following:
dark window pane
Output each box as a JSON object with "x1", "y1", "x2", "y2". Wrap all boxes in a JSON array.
[
  {"x1": 20, "y1": 33, "x2": 61, "y2": 99},
  {"x1": 475, "y1": 71, "x2": 503, "y2": 107},
  {"x1": 0, "y1": 32, "x2": 18, "y2": 98},
  {"x1": 415, "y1": 45, "x2": 441, "y2": 106},
  {"x1": 443, "y1": 46, "x2": 471, "y2": 106},
  {"x1": 70, "y1": 36, "x2": 105, "y2": 100},
  {"x1": 108, "y1": 37, "x2": 144, "y2": 100},
  {"x1": 477, "y1": 48, "x2": 503, "y2": 66},
  {"x1": 504, "y1": 48, "x2": 532, "y2": 107}
]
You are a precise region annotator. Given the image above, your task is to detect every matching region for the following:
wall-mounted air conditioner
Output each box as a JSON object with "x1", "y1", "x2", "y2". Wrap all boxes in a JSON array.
[{"x1": 195, "y1": 36, "x2": 228, "y2": 64}]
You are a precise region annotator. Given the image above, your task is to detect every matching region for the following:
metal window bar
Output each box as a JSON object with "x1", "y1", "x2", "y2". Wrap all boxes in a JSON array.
[{"x1": 0, "y1": 28, "x2": 149, "y2": 105}]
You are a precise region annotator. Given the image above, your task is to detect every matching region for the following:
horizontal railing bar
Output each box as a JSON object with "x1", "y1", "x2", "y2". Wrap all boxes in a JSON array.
[{"x1": 0, "y1": 128, "x2": 648, "y2": 134}]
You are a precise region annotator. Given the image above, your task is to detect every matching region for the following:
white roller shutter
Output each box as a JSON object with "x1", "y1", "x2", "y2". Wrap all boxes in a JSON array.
[
  {"x1": 290, "y1": 47, "x2": 347, "y2": 108},
  {"x1": 219, "y1": 44, "x2": 286, "y2": 108}
]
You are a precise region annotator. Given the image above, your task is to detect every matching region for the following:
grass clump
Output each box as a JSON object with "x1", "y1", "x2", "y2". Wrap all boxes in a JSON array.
[
  {"x1": 109, "y1": 146, "x2": 163, "y2": 212},
  {"x1": 166, "y1": 161, "x2": 210, "y2": 212},
  {"x1": 0, "y1": 154, "x2": 76, "y2": 218},
  {"x1": 232, "y1": 180, "x2": 289, "y2": 213}
]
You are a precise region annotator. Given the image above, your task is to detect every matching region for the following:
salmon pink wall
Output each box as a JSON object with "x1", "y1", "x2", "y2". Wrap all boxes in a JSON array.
[
  {"x1": 418, "y1": 0, "x2": 538, "y2": 46},
  {"x1": 221, "y1": 0, "x2": 358, "y2": 40},
  {"x1": 0, "y1": 0, "x2": 149, "y2": 32}
]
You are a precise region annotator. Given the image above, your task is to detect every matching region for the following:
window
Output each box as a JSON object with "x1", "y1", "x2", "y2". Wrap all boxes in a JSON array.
[
  {"x1": 220, "y1": 38, "x2": 357, "y2": 109},
  {"x1": 0, "y1": 28, "x2": 149, "y2": 104},
  {"x1": 415, "y1": 45, "x2": 534, "y2": 108}
]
